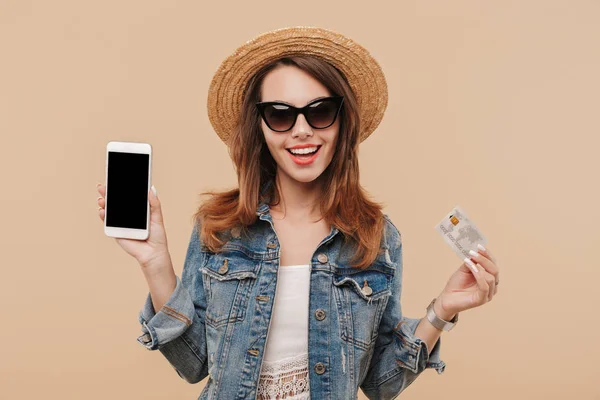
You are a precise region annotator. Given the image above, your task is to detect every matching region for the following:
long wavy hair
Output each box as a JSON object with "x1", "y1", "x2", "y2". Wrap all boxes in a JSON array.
[{"x1": 193, "y1": 55, "x2": 387, "y2": 269}]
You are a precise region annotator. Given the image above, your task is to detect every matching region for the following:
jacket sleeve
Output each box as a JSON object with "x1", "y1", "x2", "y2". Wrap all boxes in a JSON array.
[
  {"x1": 136, "y1": 221, "x2": 209, "y2": 384},
  {"x1": 360, "y1": 216, "x2": 446, "y2": 399}
]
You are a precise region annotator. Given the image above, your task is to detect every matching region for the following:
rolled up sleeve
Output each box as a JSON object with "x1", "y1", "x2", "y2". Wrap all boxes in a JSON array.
[
  {"x1": 393, "y1": 316, "x2": 446, "y2": 375},
  {"x1": 137, "y1": 274, "x2": 195, "y2": 350},
  {"x1": 134, "y1": 221, "x2": 210, "y2": 384}
]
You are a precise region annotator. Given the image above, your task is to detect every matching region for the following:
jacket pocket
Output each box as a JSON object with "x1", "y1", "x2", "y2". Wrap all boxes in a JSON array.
[
  {"x1": 200, "y1": 252, "x2": 258, "y2": 329},
  {"x1": 333, "y1": 266, "x2": 393, "y2": 351}
]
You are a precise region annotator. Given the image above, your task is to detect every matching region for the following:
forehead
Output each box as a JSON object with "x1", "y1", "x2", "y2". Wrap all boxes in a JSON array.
[{"x1": 260, "y1": 65, "x2": 331, "y2": 107}]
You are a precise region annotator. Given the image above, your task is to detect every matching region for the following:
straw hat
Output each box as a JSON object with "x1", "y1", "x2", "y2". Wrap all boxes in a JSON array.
[{"x1": 206, "y1": 26, "x2": 388, "y2": 145}]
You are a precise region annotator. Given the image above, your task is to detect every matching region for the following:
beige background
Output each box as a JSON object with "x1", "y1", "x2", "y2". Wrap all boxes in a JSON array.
[{"x1": 1, "y1": 1, "x2": 598, "y2": 399}]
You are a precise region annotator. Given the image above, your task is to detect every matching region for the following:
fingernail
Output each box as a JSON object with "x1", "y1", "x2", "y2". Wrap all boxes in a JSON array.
[
  {"x1": 464, "y1": 258, "x2": 478, "y2": 273},
  {"x1": 151, "y1": 185, "x2": 157, "y2": 196},
  {"x1": 477, "y1": 244, "x2": 486, "y2": 252},
  {"x1": 468, "y1": 249, "x2": 479, "y2": 258}
]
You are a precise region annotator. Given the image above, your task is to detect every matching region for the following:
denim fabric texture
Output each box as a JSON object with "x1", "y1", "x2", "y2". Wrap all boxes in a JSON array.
[{"x1": 137, "y1": 194, "x2": 446, "y2": 399}]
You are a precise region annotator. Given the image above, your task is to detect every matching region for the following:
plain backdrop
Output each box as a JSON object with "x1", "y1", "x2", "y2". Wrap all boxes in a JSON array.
[{"x1": 1, "y1": 1, "x2": 598, "y2": 399}]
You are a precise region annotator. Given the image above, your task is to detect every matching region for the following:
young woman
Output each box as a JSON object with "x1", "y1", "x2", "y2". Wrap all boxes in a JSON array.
[{"x1": 96, "y1": 26, "x2": 500, "y2": 400}]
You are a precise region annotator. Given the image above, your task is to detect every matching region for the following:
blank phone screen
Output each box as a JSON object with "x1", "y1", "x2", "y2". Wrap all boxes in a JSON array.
[{"x1": 106, "y1": 151, "x2": 150, "y2": 229}]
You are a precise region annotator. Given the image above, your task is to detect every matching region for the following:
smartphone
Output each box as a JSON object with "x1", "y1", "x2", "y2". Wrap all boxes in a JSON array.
[{"x1": 104, "y1": 141, "x2": 152, "y2": 240}]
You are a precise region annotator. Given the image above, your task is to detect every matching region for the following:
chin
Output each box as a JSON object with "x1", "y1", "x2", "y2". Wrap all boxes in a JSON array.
[
  {"x1": 290, "y1": 171, "x2": 323, "y2": 183},
  {"x1": 280, "y1": 166, "x2": 324, "y2": 183}
]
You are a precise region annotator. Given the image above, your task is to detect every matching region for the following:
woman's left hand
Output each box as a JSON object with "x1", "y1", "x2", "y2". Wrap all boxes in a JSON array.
[{"x1": 435, "y1": 245, "x2": 500, "y2": 319}]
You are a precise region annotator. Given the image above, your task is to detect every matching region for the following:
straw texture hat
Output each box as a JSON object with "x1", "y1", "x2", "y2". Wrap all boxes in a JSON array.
[{"x1": 207, "y1": 26, "x2": 388, "y2": 145}]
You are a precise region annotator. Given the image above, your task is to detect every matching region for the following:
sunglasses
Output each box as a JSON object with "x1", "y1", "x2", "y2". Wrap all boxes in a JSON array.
[{"x1": 255, "y1": 95, "x2": 344, "y2": 133}]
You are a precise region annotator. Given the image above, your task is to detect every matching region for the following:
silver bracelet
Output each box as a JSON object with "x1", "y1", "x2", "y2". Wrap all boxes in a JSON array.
[{"x1": 426, "y1": 298, "x2": 458, "y2": 331}]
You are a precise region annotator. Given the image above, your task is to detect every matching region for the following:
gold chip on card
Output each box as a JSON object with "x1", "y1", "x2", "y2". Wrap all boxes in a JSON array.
[{"x1": 450, "y1": 215, "x2": 460, "y2": 225}]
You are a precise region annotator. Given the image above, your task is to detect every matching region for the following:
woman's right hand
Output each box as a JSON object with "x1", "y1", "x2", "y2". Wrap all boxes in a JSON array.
[{"x1": 96, "y1": 183, "x2": 171, "y2": 270}]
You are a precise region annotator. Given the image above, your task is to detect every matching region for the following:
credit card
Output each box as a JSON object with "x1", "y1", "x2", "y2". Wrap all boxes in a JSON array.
[{"x1": 435, "y1": 205, "x2": 488, "y2": 260}]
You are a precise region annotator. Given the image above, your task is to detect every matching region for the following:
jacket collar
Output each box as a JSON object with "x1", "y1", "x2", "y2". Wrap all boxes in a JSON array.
[{"x1": 256, "y1": 201, "x2": 270, "y2": 216}]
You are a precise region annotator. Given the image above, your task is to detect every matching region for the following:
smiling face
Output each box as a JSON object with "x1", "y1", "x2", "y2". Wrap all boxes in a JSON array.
[{"x1": 259, "y1": 65, "x2": 340, "y2": 185}]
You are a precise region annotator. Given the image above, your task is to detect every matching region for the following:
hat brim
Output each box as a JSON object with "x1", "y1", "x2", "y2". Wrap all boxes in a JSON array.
[{"x1": 207, "y1": 26, "x2": 388, "y2": 145}]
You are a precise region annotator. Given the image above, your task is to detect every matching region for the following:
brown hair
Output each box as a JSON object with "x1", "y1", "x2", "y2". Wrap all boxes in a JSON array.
[{"x1": 193, "y1": 55, "x2": 386, "y2": 269}]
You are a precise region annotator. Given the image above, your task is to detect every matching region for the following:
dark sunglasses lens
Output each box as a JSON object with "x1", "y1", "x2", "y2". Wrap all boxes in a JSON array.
[
  {"x1": 306, "y1": 99, "x2": 339, "y2": 128},
  {"x1": 264, "y1": 105, "x2": 296, "y2": 131}
]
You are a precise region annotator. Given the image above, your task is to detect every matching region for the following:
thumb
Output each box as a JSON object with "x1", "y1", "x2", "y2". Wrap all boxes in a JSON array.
[{"x1": 149, "y1": 185, "x2": 164, "y2": 224}]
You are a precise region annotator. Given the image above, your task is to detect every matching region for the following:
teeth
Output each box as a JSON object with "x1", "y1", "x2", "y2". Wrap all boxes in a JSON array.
[{"x1": 289, "y1": 146, "x2": 318, "y2": 155}]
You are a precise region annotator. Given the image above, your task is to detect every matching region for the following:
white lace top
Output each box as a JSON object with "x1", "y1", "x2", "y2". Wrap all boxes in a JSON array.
[{"x1": 257, "y1": 264, "x2": 311, "y2": 400}]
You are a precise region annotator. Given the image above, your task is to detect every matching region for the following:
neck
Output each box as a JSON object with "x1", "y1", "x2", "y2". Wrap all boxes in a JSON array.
[{"x1": 269, "y1": 170, "x2": 324, "y2": 221}]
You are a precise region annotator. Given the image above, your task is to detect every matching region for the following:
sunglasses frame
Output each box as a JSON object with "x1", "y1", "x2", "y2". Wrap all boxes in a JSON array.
[{"x1": 255, "y1": 95, "x2": 345, "y2": 132}]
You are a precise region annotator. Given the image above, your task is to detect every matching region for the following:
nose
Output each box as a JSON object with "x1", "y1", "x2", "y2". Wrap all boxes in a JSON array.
[{"x1": 291, "y1": 113, "x2": 313, "y2": 138}]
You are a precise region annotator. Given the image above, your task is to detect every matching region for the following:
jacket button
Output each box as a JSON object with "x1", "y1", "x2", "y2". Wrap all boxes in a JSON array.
[
  {"x1": 140, "y1": 333, "x2": 151, "y2": 344},
  {"x1": 218, "y1": 259, "x2": 229, "y2": 274},
  {"x1": 317, "y1": 253, "x2": 328, "y2": 264},
  {"x1": 267, "y1": 242, "x2": 277, "y2": 249},
  {"x1": 315, "y1": 309, "x2": 326, "y2": 321},
  {"x1": 314, "y1": 362, "x2": 326, "y2": 374},
  {"x1": 361, "y1": 279, "x2": 373, "y2": 296}
]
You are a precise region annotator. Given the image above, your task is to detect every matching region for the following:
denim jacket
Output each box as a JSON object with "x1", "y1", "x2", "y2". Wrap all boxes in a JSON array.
[{"x1": 136, "y1": 200, "x2": 446, "y2": 399}]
